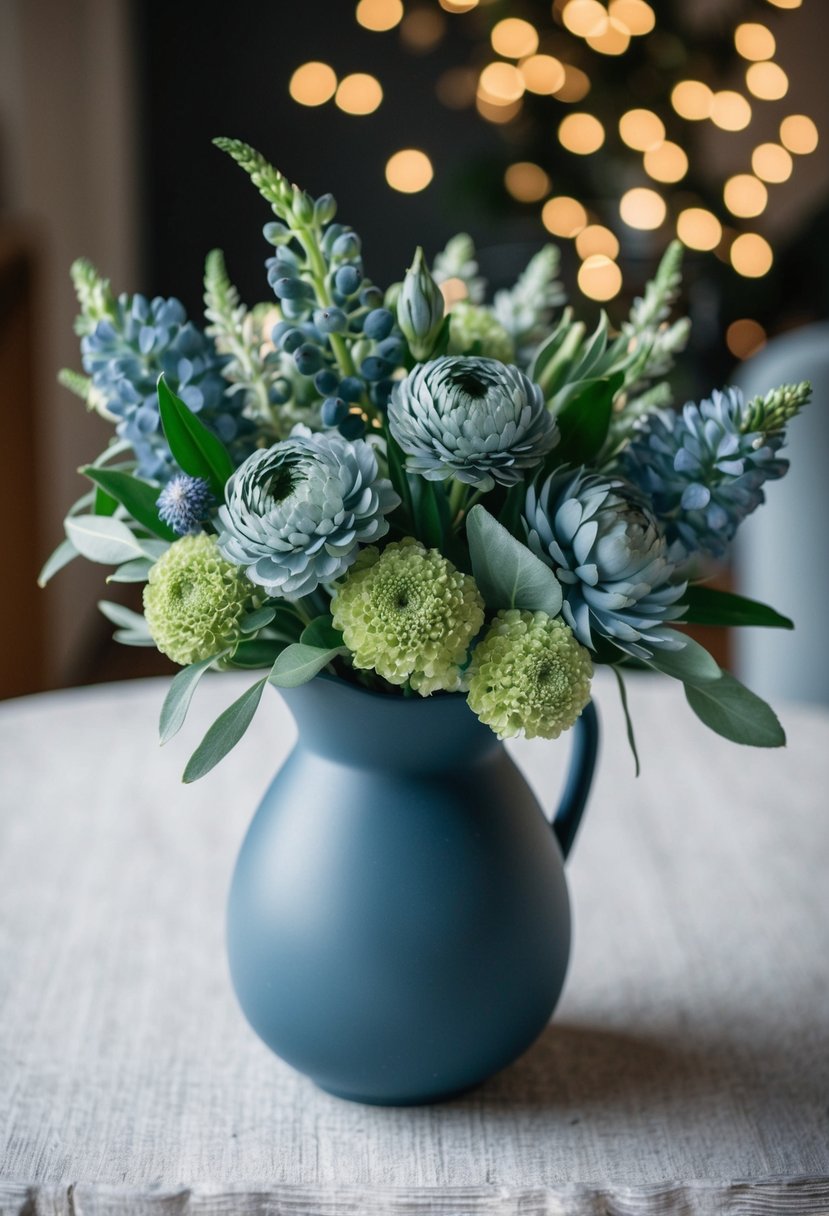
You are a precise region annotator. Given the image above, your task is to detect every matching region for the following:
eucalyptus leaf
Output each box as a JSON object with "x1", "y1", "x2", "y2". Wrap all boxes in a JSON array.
[
  {"x1": 611, "y1": 665, "x2": 640, "y2": 778},
  {"x1": 98, "y1": 600, "x2": 151, "y2": 634},
  {"x1": 643, "y1": 632, "x2": 720, "y2": 685},
  {"x1": 685, "y1": 672, "x2": 786, "y2": 748},
  {"x1": 183, "y1": 677, "x2": 268, "y2": 783},
  {"x1": 680, "y1": 586, "x2": 794, "y2": 630},
  {"x1": 467, "y1": 505, "x2": 562, "y2": 616},
  {"x1": 66, "y1": 515, "x2": 155, "y2": 565},
  {"x1": 106, "y1": 558, "x2": 155, "y2": 584},
  {"x1": 113, "y1": 630, "x2": 158, "y2": 647},
  {"x1": 239, "y1": 606, "x2": 277, "y2": 634},
  {"x1": 38, "y1": 538, "x2": 78, "y2": 587},
  {"x1": 268, "y1": 642, "x2": 347, "y2": 688},
  {"x1": 157, "y1": 375, "x2": 234, "y2": 497},
  {"x1": 81, "y1": 466, "x2": 178, "y2": 541},
  {"x1": 159, "y1": 653, "x2": 225, "y2": 745},
  {"x1": 300, "y1": 616, "x2": 344, "y2": 650}
]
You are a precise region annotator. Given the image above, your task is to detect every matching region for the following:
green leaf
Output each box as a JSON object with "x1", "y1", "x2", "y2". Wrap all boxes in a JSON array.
[
  {"x1": 643, "y1": 631, "x2": 720, "y2": 685},
  {"x1": 183, "y1": 677, "x2": 268, "y2": 783},
  {"x1": 81, "y1": 466, "x2": 178, "y2": 541},
  {"x1": 268, "y1": 643, "x2": 347, "y2": 688},
  {"x1": 159, "y1": 653, "x2": 224, "y2": 745},
  {"x1": 383, "y1": 427, "x2": 413, "y2": 524},
  {"x1": 467, "y1": 504, "x2": 562, "y2": 616},
  {"x1": 551, "y1": 372, "x2": 624, "y2": 466},
  {"x1": 93, "y1": 485, "x2": 118, "y2": 517},
  {"x1": 113, "y1": 630, "x2": 157, "y2": 647},
  {"x1": 106, "y1": 558, "x2": 155, "y2": 584},
  {"x1": 685, "y1": 672, "x2": 786, "y2": 748},
  {"x1": 611, "y1": 666, "x2": 640, "y2": 778},
  {"x1": 157, "y1": 375, "x2": 234, "y2": 497},
  {"x1": 230, "y1": 639, "x2": 289, "y2": 668},
  {"x1": 301, "y1": 616, "x2": 345, "y2": 650},
  {"x1": 680, "y1": 586, "x2": 794, "y2": 630},
  {"x1": 66, "y1": 515, "x2": 159, "y2": 565},
  {"x1": 98, "y1": 600, "x2": 151, "y2": 633},
  {"x1": 38, "y1": 538, "x2": 78, "y2": 587},
  {"x1": 239, "y1": 606, "x2": 276, "y2": 634},
  {"x1": 410, "y1": 477, "x2": 445, "y2": 550}
]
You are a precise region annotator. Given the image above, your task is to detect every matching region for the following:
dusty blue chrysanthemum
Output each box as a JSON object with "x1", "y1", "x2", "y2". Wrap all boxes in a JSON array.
[
  {"x1": 388, "y1": 356, "x2": 558, "y2": 490},
  {"x1": 156, "y1": 475, "x2": 214, "y2": 536},
  {"x1": 217, "y1": 427, "x2": 400, "y2": 599},
  {"x1": 621, "y1": 386, "x2": 796, "y2": 560},
  {"x1": 524, "y1": 469, "x2": 685, "y2": 660}
]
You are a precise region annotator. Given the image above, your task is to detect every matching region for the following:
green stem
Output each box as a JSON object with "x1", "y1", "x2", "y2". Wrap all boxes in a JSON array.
[
  {"x1": 448, "y1": 479, "x2": 466, "y2": 522},
  {"x1": 296, "y1": 223, "x2": 359, "y2": 382}
]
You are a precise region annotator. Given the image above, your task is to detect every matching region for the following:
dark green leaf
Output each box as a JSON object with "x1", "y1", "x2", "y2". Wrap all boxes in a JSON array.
[
  {"x1": 680, "y1": 586, "x2": 794, "y2": 630},
  {"x1": 183, "y1": 678, "x2": 268, "y2": 782},
  {"x1": 551, "y1": 372, "x2": 624, "y2": 466},
  {"x1": 157, "y1": 375, "x2": 234, "y2": 497},
  {"x1": 159, "y1": 653, "x2": 224, "y2": 744},
  {"x1": 685, "y1": 672, "x2": 786, "y2": 748},
  {"x1": 411, "y1": 478, "x2": 444, "y2": 550},
  {"x1": 497, "y1": 482, "x2": 526, "y2": 538},
  {"x1": 383, "y1": 427, "x2": 412, "y2": 523},
  {"x1": 82, "y1": 466, "x2": 178, "y2": 541},
  {"x1": 467, "y1": 504, "x2": 562, "y2": 616},
  {"x1": 644, "y1": 631, "x2": 720, "y2": 685},
  {"x1": 93, "y1": 485, "x2": 119, "y2": 517},
  {"x1": 301, "y1": 615, "x2": 345, "y2": 650},
  {"x1": 239, "y1": 606, "x2": 276, "y2": 634},
  {"x1": 230, "y1": 639, "x2": 289, "y2": 668},
  {"x1": 611, "y1": 666, "x2": 640, "y2": 778},
  {"x1": 269, "y1": 643, "x2": 347, "y2": 688}
]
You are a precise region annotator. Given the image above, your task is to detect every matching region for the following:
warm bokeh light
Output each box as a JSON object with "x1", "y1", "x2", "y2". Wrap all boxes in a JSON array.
[
  {"x1": 439, "y1": 277, "x2": 469, "y2": 308},
  {"x1": 491, "y1": 17, "x2": 539, "y2": 58},
  {"x1": 478, "y1": 61, "x2": 525, "y2": 104},
  {"x1": 542, "y1": 195, "x2": 588, "y2": 237},
  {"x1": 289, "y1": 61, "x2": 338, "y2": 107},
  {"x1": 504, "y1": 161, "x2": 551, "y2": 203},
  {"x1": 677, "y1": 208, "x2": 722, "y2": 251},
  {"x1": 727, "y1": 318, "x2": 767, "y2": 360},
  {"x1": 765, "y1": 0, "x2": 801, "y2": 7},
  {"x1": 752, "y1": 142, "x2": 793, "y2": 182},
  {"x1": 575, "y1": 224, "x2": 620, "y2": 259},
  {"x1": 356, "y1": 0, "x2": 404, "y2": 32},
  {"x1": 586, "y1": 18, "x2": 630, "y2": 56},
  {"x1": 559, "y1": 112, "x2": 605, "y2": 155},
  {"x1": 710, "y1": 91, "x2": 752, "y2": 131},
  {"x1": 476, "y1": 95, "x2": 522, "y2": 124},
  {"x1": 400, "y1": 8, "x2": 446, "y2": 51},
  {"x1": 555, "y1": 65, "x2": 592, "y2": 102},
  {"x1": 519, "y1": 54, "x2": 566, "y2": 95},
  {"x1": 618, "y1": 109, "x2": 665, "y2": 151},
  {"x1": 730, "y1": 233, "x2": 774, "y2": 277},
  {"x1": 578, "y1": 255, "x2": 623, "y2": 301},
  {"x1": 734, "y1": 23, "x2": 776, "y2": 61},
  {"x1": 643, "y1": 141, "x2": 688, "y2": 183},
  {"x1": 746, "y1": 61, "x2": 789, "y2": 101},
  {"x1": 619, "y1": 187, "x2": 666, "y2": 230},
  {"x1": 561, "y1": 0, "x2": 608, "y2": 37},
  {"x1": 780, "y1": 114, "x2": 819, "y2": 155},
  {"x1": 723, "y1": 174, "x2": 768, "y2": 218},
  {"x1": 335, "y1": 73, "x2": 383, "y2": 115},
  {"x1": 671, "y1": 81, "x2": 713, "y2": 121},
  {"x1": 438, "y1": 0, "x2": 478, "y2": 11},
  {"x1": 436, "y1": 68, "x2": 477, "y2": 108},
  {"x1": 608, "y1": 0, "x2": 655, "y2": 36},
  {"x1": 385, "y1": 149, "x2": 434, "y2": 193}
]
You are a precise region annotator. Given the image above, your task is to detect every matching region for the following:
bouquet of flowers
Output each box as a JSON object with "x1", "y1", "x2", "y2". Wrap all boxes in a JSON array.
[{"x1": 43, "y1": 138, "x2": 809, "y2": 781}]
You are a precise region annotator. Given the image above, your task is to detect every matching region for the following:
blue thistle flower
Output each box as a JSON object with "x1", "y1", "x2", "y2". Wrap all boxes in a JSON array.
[{"x1": 156, "y1": 475, "x2": 214, "y2": 536}]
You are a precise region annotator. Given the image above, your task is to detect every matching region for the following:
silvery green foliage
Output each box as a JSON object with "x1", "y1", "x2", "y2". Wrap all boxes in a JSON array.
[
  {"x1": 524, "y1": 469, "x2": 685, "y2": 660},
  {"x1": 492, "y1": 246, "x2": 566, "y2": 365},
  {"x1": 388, "y1": 356, "x2": 559, "y2": 491},
  {"x1": 217, "y1": 427, "x2": 400, "y2": 598},
  {"x1": 431, "y1": 233, "x2": 486, "y2": 304},
  {"x1": 621, "y1": 386, "x2": 794, "y2": 561},
  {"x1": 396, "y1": 247, "x2": 445, "y2": 360}
]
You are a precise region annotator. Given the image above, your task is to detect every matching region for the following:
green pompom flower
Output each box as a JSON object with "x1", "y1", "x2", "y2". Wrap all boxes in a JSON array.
[
  {"x1": 143, "y1": 533, "x2": 252, "y2": 666},
  {"x1": 467, "y1": 609, "x2": 592, "y2": 740},
  {"x1": 448, "y1": 302, "x2": 515, "y2": 363},
  {"x1": 331, "y1": 539, "x2": 485, "y2": 695}
]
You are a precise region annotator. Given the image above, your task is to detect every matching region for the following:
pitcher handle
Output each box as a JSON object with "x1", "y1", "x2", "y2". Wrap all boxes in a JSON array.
[{"x1": 552, "y1": 701, "x2": 599, "y2": 861}]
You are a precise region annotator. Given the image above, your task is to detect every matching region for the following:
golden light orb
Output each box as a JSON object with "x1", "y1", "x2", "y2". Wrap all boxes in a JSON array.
[
  {"x1": 671, "y1": 80, "x2": 713, "y2": 121},
  {"x1": 734, "y1": 23, "x2": 776, "y2": 61},
  {"x1": 608, "y1": 0, "x2": 655, "y2": 36},
  {"x1": 335, "y1": 74, "x2": 383, "y2": 115},
  {"x1": 438, "y1": 0, "x2": 478, "y2": 11},
  {"x1": 619, "y1": 187, "x2": 666, "y2": 230},
  {"x1": 780, "y1": 114, "x2": 819, "y2": 155},
  {"x1": 710, "y1": 90, "x2": 752, "y2": 131},
  {"x1": 643, "y1": 141, "x2": 688, "y2": 183},
  {"x1": 400, "y1": 8, "x2": 446, "y2": 51},
  {"x1": 586, "y1": 18, "x2": 631, "y2": 56},
  {"x1": 541, "y1": 195, "x2": 588, "y2": 238},
  {"x1": 385, "y1": 149, "x2": 434, "y2": 193},
  {"x1": 575, "y1": 224, "x2": 620, "y2": 260},
  {"x1": 555, "y1": 65, "x2": 592, "y2": 102},
  {"x1": 746, "y1": 61, "x2": 789, "y2": 101},
  {"x1": 723, "y1": 175, "x2": 768, "y2": 219},
  {"x1": 730, "y1": 233, "x2": 774, "y2": 277},
  {"x1": 752, "y1": 142, "x2": 793, "y2": 182},
  {"x1": 765, "y1": 0, "x2": 801, "y2": 7},
  {"x1": 289, "y1": 62, "x2": 338, "y2": 107},
  {"x1": 439, "y1": 277, "x2": 469, "y2": 308},
  {"x1": 476, "y1": 94, "x2": 523, "y2": 123},
  {"x1": 478, "y1": 61, "x2": 525, "y2": 104},
  {"x1": 618, "y1": 108, "x2": 665, "y2": 151},
  {"x1": 677, "y1": 208, "x2": 722, "y2": 251},
  {"x1": 578, "y1": 255, "x2": 623, "y2": 301},
  {"x1": 491, "y1": 17, "x2": 539, "y2": 59},
  {"x1": 559, "y1": 112, "x2": 606, "y2": 155},
  {"x1": 727, "y1": 319, "x2": 767, "y2": 360},
  {"x1": 519, "y1": 54, "x2": 566, "y2": 95},
  {"x1": 562, "y1": 0, "x2": 608, "y2": 38},
  {"x1": 356, "y1": 0, "x2": 404, "y2": 32},
  {"x1": 504, "y1": 161, "x2": 551, "y2": 203}
]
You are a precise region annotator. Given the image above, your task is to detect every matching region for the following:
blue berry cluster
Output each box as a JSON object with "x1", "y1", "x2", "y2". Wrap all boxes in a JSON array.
[{"x1": 264, "y1": 221, "x2": 405, "y2": 440}]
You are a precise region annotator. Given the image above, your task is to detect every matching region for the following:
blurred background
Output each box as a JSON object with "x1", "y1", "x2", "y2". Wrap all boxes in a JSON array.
[{"x1": 1, "y1": 0, "x2": 827, "y2": 705}]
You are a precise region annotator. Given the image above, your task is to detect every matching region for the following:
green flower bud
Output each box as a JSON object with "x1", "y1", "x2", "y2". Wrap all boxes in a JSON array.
[
  {"x1": 397, "y1": 247, "x2": 445, "y2": 361},
  {"x1": 291, "y1": 186, "x2": 315, "y2": 225},
  {"x1": 314, "y1": 192, "x2": 337, "y2": 225}
]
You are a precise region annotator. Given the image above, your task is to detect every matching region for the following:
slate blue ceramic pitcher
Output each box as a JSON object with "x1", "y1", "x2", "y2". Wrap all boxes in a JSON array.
[{"x1": 227, "y1": 675, "x2": 599, "y2": 1105}]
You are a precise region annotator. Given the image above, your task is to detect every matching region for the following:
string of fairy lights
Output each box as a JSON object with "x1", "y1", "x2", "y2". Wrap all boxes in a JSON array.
[{"x1": 287, "y1": 0, "x2": 820, "y2": 360}]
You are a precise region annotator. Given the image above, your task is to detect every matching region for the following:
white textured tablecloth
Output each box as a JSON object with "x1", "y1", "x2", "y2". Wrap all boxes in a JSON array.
[{"x1": 0, "y1": 672, "x2": 828, "y2": 1215}]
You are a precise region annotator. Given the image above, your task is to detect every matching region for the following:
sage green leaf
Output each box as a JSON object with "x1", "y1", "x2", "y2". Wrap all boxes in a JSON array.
[
  {"x1": 467, "y1": 504, "x2": 562, "y2": 616},
  {"x1": 681, "y1": 586, "x2": 794, "y2": 630},
  {"x1": 611, "y1": 665, "x2": 640, "y2": 778},
  {"x1": 644, "y1": 631, "x2": 720, "y2": 685},
  {"x1": 113, "y1": 630, "x2": 157, "y2": 647},
  {"x1": 685, "y1": 672, "x2": 786, "y2": 748},
  {"x1": 268, "y1": 643, "x2": 347, "y2": 688},
  {"x1": 106, "y1": 558, "x2": 155, "y2": 583},
  {"x1": 81, "y1": 466, "x2": 178, "y2": 541},
  {"x1": 98, "y1": 600, "x2": 151, "y2": 634},
  {"x1": 157, "y1": 375, "x2": 234, "y2": 497},
  {"x1": 38, "y1": 538, "x2": 78, "y2": 587},
  {"x1": 239, "y1": 606, "x2": 277, "y2": 634},
  {"x1": 159, "y1": 653, "x2": 225, "y2": 745},
  {"x1": 66, "y1": 515, "x2": 156, "y2": 565},
  {"x1": 183, "y1": 677, "x2": 268, "y2": 783},
  {"x1": 300, "y1": 616, "x2": 345, "y2": 650}
]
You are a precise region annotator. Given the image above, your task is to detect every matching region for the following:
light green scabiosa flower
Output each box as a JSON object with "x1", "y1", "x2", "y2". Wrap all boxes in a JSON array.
[
  {"x1": 467, "y1": 609, "x2": 592, "y2": 740},
  {"x1": 143, "y1": 533, "x2": 252, "y2": 666},
  {"x1": 448, "y1": 302, "x2": 515, "y2": 363},
  {"x1": 331, "y1": 539, "x2": 485, "y2": 695}
]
